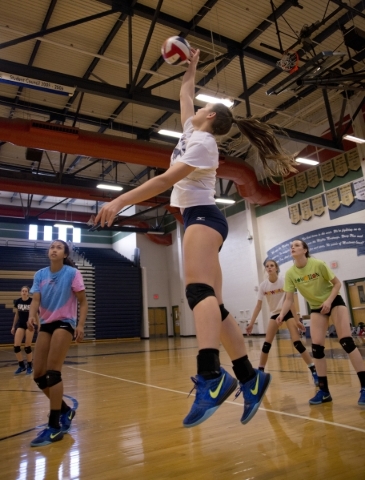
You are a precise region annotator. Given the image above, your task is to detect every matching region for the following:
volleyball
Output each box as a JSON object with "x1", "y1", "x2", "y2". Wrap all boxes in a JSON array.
[{"x1": 161, "y1": 36, "x2": 191, "y2": 66}]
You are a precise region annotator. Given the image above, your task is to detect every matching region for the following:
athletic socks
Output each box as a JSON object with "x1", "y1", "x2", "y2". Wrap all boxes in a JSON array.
[
  {"x1": 197, "y1": 349, "x2": 221, "y2": 379},
  {"x1": 357, "y1": 371, "x2": 365, "y2": 388},
  {"x1": 232, "y1": 355, "x2": 256, "y2": 384},
  {"x1": 48, "y1": 409, "x2": 61, "y2": 429}
]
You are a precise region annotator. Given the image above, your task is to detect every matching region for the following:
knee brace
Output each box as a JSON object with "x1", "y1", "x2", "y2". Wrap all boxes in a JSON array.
[
  {"x1": 34, "y1": 374, "x2": 48, "y2": 390},
  {"x1": 219, "y1": 304, "x2": 230, "y2": 321},
  {"x1": 339, "y1": 336, "x2": 356, "y2": 354},
  {"x1": 293, "y1": 341, "x2": 306, "y2": 354},
  {"x1": 186, "y1": 283, "x2": 215, "y2": 310},
  {"x1": 312, "y1": 344, "x2": 325, "y2": 359},
  {"x1": 24, "y1": 346, "x2": 32, "y2": 354},
  {"x1": 14, "y1": 346, "x2": 21, "y2": 353},
  {"x1": 262, "y1": 342, "x2": 272, "y2": 354},
  {"x1": 46, "y1": 370, "x2": 62, "y2": 387}
]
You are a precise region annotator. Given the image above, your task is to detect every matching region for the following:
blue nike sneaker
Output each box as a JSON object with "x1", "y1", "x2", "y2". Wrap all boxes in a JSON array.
[
  {"x1": 30, "y1": 427, "x2": 64, "y2": 447},
  {"x1": 183, "y1": 367, "x2": 238, "y2": 428},
  {"x1": 309, "y1": 390, "x2": 332, "y2": 405},
  {"x1": 14, "y1": 366, "x2": 26, "y2": 375},
  {"x1": 358, "y1": 388, "x2": 365, "y2": 406},
  {"x1": 236, "y1": 369, "x2": 272, "y2": 424},
  {"x1": 60, "y1": 408, "x2": 76, "y2": 433}
]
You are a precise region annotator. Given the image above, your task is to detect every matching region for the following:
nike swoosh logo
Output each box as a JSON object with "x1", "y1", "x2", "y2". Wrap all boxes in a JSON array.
[
  {"x1": 209, "y1": 374, "x2": 225, "y2": 399},
  {"x1": 50, "y1": 432, "x2": 61, "y2": 439},
  {"x1": 323, "y1": 395, "x2": 331, "y2": 400},
  {"x1": 250, "y1": 375, "x2": 260, "y2": 395}
]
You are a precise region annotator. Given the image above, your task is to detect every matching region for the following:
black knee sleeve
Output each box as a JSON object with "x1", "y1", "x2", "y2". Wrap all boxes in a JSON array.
[
  {"x1": 186, "y1": 283, "x2": 215, "y2": 310},
  {"x1": 262, "y1": 342, "x2": 272, "y2": 354},
  {"x1": 14, "y1": 346, "x2": 21, "y2": 353},
  {"x1": 312, "y1": 344, "x2": 325, "y2": 359},
  {"x1": 34, "y1": 374, "x2": 48, "y2": 390},
  {"x1": 339, "y1": 336, "x2": 356, "y2": 354},
  {"x1": 24, "y1": 346, "x2": 32, "y2": 354},
  {"x1": 46, "y1": 370, "x2": 62, "y2": 387},
  {"x1": 219, "y1": 304, "x2": 229, "y2": 321},
  {"x1": 293, "y1": 341, "x2": 306, "y2": 354}
]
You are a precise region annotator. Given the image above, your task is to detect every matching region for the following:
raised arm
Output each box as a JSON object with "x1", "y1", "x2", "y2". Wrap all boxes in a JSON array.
[{"x1": 180, "y1": 48, "x2": 199, "y2": 127}]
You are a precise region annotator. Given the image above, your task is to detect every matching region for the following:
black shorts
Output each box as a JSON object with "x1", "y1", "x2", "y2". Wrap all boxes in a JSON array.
[
  {"x1": 16, "y1": 319, "x2": 29, "y2": 330},
  {"x1": 271, "y1": 310, "x2": 294, "y2": 322},
  {"x1": 183, "y1": 205, "x2": 228, "y2": 242},
  {"x1": 40, "y1": 321, "x2": 74, "y2": 336},
  {"x1": 310, "y1": 295, "x2": 346, "y2": 316}
]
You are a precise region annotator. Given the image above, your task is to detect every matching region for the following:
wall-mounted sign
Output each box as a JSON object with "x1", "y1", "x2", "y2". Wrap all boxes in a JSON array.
[{"x1": 0, "y1": 72, "x2": 75, "y2": 96}]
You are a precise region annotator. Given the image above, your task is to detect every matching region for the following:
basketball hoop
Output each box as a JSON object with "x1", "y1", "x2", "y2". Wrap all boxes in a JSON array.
[{"x1": 277, "y1": 51, "x2": 299, "y2": 74}]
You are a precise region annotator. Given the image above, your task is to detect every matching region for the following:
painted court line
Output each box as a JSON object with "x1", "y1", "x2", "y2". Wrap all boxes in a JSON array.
[{"x1": 67, "y1": 365, "x2": 365, "y2": 434}]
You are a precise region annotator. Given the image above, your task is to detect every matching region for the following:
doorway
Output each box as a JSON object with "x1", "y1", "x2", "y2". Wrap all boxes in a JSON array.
[
  {"x1": 172, "y1": 305, "x2": 180, "y2": 336},
  {"x1": 148, "y1": 307, "x2": 168, "y2": 337},
  {"x1": 345, "y1": 278, "x2": 365, "y2": 326}
]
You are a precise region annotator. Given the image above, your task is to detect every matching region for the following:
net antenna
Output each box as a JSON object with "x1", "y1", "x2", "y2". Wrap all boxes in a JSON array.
[{"x1": 277, "y1": 50, "x2": 299, "y2": 74}]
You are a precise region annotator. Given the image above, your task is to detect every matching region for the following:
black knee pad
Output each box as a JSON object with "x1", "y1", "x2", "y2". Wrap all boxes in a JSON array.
[
  {"x1": 339, "y1": 336, "x2": 356, "y2": 354},
  {"x1": 24, "y1": 346, "x2": 32, "y2": 354},
  {"x1": 262, "y1": 342, "x2": 272, "y2": 354},
  {"x1": 34, "y1": 374, "x2": 48, "y2": 390},
  {"x1": 293, "y1": 341, "x2": 306, "y2": 354},
  {"x1": 312, "y1": 344, "x2": 325, "y2": 359},
  {"x1": 186, "y1": 283, "x2": 215, "y2": 310},
  {"x1": 46, "y1": 370, "x2": 62, "y2": 387},
  {"x1": 219, "y1": 304, "x2": 229, "y2": 321},
  {"x1": 14, "y1": 346, "x2": 21, "y2": 353}
]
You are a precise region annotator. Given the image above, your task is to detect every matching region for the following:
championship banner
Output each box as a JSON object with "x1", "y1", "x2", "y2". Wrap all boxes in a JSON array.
[
  {"x1": 300, "y1": 199, "x2": 312, "y2": 220},
  {"x1": 339, "y1": 184, "x2": 354, "y2": 206},
  {"x1": 311, "y1": 194, "x2": 325, "y2": 216},
  {"x1": 0, "y1": 72, "x2": 75, "y2": 96},
  {"x1": 333, "y1": 154, "x2": 348, "y2": 177},
  {"x1": 288, "y1": 204, "x2": 301, "y2": 224},
  {"x1": 295, "y1": 172, "x2": 308, "y2": 193},
  {"x1": 266, "y1": 224, "x2": 365, "y2": 265},
  {"x1": 347, "y1": 149, "x2": 361, "y2": 171},
  {"x1": 354, "y1": 178, "x2": 365, "y2": 201},
  {"x1": 321, "y1": 159, "x2": 335, "y2": 182},
  {"x1": 306, "y1": 167, "x2": 320, "y2": 188},
  {"x1": 284, "y1": 177, "x2": 296, "y2": 198},
  {"x1": 326, "y1": 189, "x2": 341, "y2": 211}
]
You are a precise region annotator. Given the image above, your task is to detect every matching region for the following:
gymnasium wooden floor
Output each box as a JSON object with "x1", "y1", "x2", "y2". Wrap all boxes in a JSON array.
[{"x1": 1, "y1": 335, "x2": 365, "y2": 480}]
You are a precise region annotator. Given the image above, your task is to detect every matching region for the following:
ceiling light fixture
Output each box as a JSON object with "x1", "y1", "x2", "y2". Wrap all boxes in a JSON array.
[
  {"x1": 295, "y1": 157, "x2": 319, "y2": 165},
  {"x1": 343, "y1": 134, "x2": 365, "y2": 144},
  {"x1": 158, "y1": 129, "x2": 182, "y2": 139},
  {"x1": 215, "y1": 197, "x2": 236, "y2": 204},
  {"x1": 146, "y1": 230, "x2": 165, "y2": 235},
  {"x1": 195, "y1": 94, "x2": 234, "y2": 108},
  {"x1": 54, "y1": 224, "x2": 74, "y2": 228},
  {"x1": 96, "y1": 184, "x2": 123, "y2": 191}
]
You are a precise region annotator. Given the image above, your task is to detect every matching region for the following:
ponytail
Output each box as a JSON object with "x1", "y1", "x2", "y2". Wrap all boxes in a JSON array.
[
  {"x1": 234, "y1": 117, "x2": 297, "y2": 178},
  {"x1": 208, "y1": 103, "x2": 297, "y2": 179}
]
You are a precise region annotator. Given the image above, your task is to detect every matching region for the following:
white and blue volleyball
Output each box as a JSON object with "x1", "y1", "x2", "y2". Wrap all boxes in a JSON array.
[{"x1": 161, "y1": 36, "x2": 191, "y2": 66}]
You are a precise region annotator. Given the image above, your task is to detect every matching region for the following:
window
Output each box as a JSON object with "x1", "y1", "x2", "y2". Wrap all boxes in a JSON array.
[
  {"x1": 44, "y1": 226, "x2": 53, "y2": 241},
  {"x1": 29, "y1": 224, "x2": 38, "y2": 240},
  {"x1": 73, "y1": 228, "x2": 81, "y2": 243}
]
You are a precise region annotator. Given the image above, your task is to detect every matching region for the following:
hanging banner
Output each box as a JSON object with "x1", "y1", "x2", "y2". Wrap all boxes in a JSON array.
[
  {"x1": 306, "y1": 167, "x2": 320, "y2": 188},
  {"x1": 339, "y1": 184, "x2": 354, "y2": 206},
  {"x1": 311, "y1": 195, "x2": 325, "y2": 216},
  {"x1": 284, "y1": 177, "x2": 296, "y2": 198},
  {"x1": 333, "y1": 154, "x2": 348, "y2": 177},
  {"x1": 288, "y1": 204, "x2": 301, "y2": 224},
  {"x1": 300, "y1": 199, "x2": 312, "y2": 220},
  {"x1": 354, "y1": 178, "x2": 365, "y2": 201},
  {"x1": 266, "y1": 224, "x2": 365, "y2": 265},
  {"x1": 295, "y1": 172, "x2": 308, "y2": 193},
  {"x1": 321, "y1": 159, "x2": 335, "y2": 182},
  {"x1": 326, "y1": 189, "x2": 341, "y2": 211},
  {"x1": 347, "y1": 149, "x2": 361, "y2": 171}
]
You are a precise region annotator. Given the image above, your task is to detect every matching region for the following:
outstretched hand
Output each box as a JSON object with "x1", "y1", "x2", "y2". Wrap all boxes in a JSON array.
[{"x1": 93, "y1": 196, "x2": 125, "y2": 228}]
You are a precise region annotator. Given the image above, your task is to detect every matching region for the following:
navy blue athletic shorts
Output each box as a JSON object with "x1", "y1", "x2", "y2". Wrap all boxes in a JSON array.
[{"x1": 183, "y1": 205, "x2": 228, "y2": 242}]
